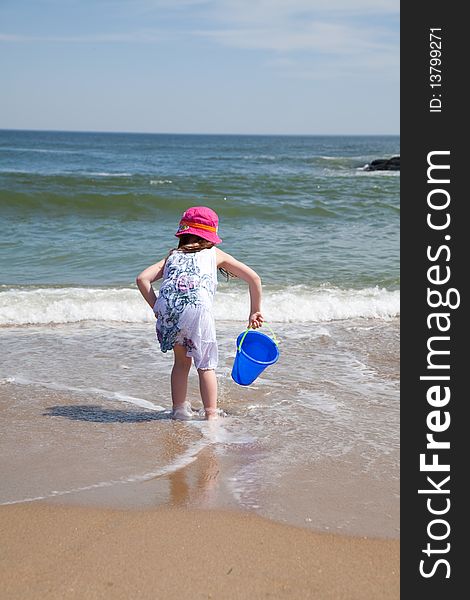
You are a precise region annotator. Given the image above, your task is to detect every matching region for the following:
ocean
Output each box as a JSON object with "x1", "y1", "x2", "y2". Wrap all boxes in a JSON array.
[{"x1": 0, "y1": 130, "x2": 399, "y2": 537}]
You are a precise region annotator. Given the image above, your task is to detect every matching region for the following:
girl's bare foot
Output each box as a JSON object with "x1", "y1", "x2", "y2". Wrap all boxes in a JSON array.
[
  {"x1": 172, "y1": 401, "x2": 193, "y2": 420},
  {"x1": 204, "y1": 408, "x2": 218, "y2": 421}
]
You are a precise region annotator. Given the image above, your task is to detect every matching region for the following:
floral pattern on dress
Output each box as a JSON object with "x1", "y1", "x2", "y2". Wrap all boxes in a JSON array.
[
  {"x1": 155, "y1": 251, "x2": 215, "y2": 353},
  {"x1": 182, "y1": 337, "x2": 196, "y2": 352}
]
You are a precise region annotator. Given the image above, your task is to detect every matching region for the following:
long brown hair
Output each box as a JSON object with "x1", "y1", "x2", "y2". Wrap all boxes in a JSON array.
[
  {"x1": 176, "y1": 234, "x2": 213, "y2": 253},
  {"x1": 172, "y1": 234, "x2": 235, "y2": 280}
]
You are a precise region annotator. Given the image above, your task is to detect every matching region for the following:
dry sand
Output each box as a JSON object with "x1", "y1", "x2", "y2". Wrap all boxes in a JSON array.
[{"x1": 0, "y1": 502, "x2": 399, "y2": 600}]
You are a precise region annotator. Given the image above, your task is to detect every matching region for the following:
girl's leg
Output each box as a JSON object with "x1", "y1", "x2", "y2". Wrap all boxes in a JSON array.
[
  {"x1": 171, "y1": 344, "x2": 192, "y2": 410},
  {"x1": 197, "y1": 368, "x2": 218, "y2": 420}
]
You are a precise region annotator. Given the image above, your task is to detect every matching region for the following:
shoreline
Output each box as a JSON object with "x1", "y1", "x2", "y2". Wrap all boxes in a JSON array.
[{"x1": 0, "y1": 502, "x2": 399, "y2": 600}]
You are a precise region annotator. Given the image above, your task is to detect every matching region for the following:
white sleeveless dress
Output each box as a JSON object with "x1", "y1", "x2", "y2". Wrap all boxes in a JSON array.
[{"x1": 153, "y1": 247, "x2": 218, "y2": 370}]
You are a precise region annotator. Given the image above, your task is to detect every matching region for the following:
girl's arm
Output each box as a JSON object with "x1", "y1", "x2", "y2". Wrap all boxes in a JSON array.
[
  {"x1": 216, "y1": 248, "x2": 264, "y2": 329},
  {"x1": 136, "y1": 258, "x2": 166, "y2": 309}
]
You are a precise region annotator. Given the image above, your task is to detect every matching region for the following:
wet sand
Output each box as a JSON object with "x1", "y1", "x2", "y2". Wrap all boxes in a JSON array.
[
  {"x1": 0, "y1": 503, "x2": 399, "y2": 600},
  {"x1": 0, "y1": 380, "x2": 399, "y2": 537}
]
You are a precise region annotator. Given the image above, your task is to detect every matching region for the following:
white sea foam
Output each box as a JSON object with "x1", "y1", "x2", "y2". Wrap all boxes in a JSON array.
[
  {"x1": 213, "y1": 285, "x2": 399, "y2": 323},
  {"x1": 0, "y1": 147, "x2": 78, "y2": 154},
  {"x1": 192, "y1": 419, "x2": 256, "y2": 445},
  {"x1": 242, "y1": 154, "x2": 276, "y2": 160},
  {"x1": 88, "y1": 172, "x2": 132, "y2": 177},
  {"x1": 3, "y1": 375, "x2": 165, "y2": 411},
  {"x1": 0, "y1": 285, "x2": 399, "y2": 326}
]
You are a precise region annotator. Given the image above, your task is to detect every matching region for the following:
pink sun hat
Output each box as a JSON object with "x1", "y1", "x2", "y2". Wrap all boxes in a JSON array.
[{"x1": 175, "y1": 206, "x2": 222, "y2": 245}]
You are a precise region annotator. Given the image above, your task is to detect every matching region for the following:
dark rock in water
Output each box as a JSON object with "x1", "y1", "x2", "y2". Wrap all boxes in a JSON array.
[{"x1": 364, "y1": 156, "x2": 400, "y2": 171}]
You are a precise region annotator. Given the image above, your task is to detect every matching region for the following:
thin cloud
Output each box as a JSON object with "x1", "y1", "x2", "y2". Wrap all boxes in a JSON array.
[
  {"x1": 188, "y1": 0, "x2": 399, "y2": 77},
  {"x1": 271, "y1": 48, "x2": 400, "y2": 81},
  {"x1": 0, "y1": 31, "x2": 167, "y2": 44},
  {"x1": 137, "y1": 0, "x2": 398, "y2": 14},
  {"x1": 0, "y1": 34, "x2": 34, "y2": 42},
  {"x1": 194, "y1": 21, "x2": 395, "y2": 54}
]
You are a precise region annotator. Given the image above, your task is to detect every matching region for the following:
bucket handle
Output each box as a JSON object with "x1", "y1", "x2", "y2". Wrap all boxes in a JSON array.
[{"x1": 237, "y1": 322, "x2": 279, "y2": 353}]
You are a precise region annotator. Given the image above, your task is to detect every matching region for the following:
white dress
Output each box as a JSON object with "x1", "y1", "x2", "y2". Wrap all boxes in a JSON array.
[{"x1": 153, "y1": 247, "x2": 218, "y2": 370}]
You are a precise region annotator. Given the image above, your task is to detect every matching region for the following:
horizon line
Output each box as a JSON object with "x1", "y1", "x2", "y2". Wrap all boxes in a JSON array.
[{"x1": 0, "y1": 127, "x2": 400, "y2": 137}]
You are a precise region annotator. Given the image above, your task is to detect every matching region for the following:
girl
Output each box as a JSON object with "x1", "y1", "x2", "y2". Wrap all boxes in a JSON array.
[{"x1": 136, "y1": 206, "x2": 263, "y2": 420}]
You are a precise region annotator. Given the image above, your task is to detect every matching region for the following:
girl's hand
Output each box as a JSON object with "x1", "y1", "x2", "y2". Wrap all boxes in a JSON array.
[{"x1": 249, "y1": 312, "x2": 264, "y2": 329}]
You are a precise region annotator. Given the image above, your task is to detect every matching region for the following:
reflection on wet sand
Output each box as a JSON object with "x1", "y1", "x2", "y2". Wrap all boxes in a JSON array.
[{"x1": 168, "y1": 446, "x2": 220, "y2": 508}]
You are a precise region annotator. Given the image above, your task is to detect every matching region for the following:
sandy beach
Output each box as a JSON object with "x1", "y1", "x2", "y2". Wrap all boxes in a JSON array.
[{"x1": 0, "y1": 503, "x2": 399, "y2": 600}]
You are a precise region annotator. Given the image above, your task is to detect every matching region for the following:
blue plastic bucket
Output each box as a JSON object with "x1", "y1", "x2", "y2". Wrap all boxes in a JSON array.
[{"x1": 231, "y1": 329, "x2": 279, "y2": 386}]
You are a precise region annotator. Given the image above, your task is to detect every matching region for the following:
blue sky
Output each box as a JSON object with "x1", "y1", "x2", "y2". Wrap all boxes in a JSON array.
[{"x1": 0, "y1": 0, "x2": 399, "y2": 134}]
